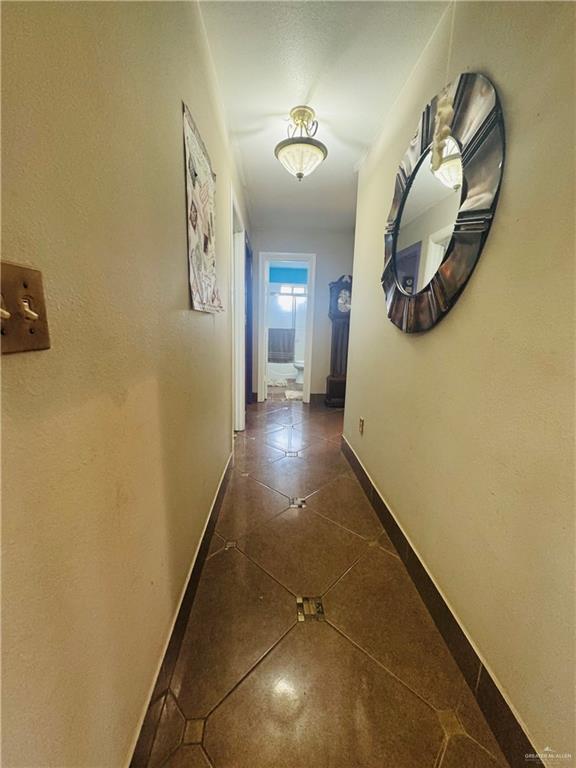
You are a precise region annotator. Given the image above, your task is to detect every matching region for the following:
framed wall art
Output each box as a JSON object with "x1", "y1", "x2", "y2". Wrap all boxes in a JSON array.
[{"x1": 183, "y1": 103, "x2": 222, "y2": 313}]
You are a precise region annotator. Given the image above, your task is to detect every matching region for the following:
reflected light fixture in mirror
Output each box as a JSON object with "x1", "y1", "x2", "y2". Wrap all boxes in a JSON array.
[
  {"x1": 395, "y1": 143, "x2": 463, "y2": 295},
  {"x1": 275, "y1": 106, "x2": 328, "y2": 181},
  {"x1": 433, "y1": 136, "x2": 463, "y2": 191}
]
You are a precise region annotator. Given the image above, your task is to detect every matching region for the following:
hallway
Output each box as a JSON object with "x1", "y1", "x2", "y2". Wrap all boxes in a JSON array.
[
  {"x1": 3, "y1": 3, "x2": 574, "y2": 765},
  {"x1": 140, "y1": 401, "x2": 509, "y2": 768}
]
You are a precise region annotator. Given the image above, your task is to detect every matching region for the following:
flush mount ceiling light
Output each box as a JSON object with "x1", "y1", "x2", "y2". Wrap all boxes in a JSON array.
[{"x1": 274, "y1": 106, "x2": 328, "y2": 181}]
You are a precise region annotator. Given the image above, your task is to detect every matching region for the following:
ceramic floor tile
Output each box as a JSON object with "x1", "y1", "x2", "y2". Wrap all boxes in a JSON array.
[
  {"x1": 171, "y1": 548, "x2": 295, "y2": 719},
  {"x1": 216, "y1": 473, "x2": 288, "y2": 540},
  {"x1": 137, "y1": 403, "x2": 493, "y2": 768},
  {"x1": 438, "y1": 708, "x2": 467, "y2": 738},
  {"x1": 298, "y1": 437, "x2": 351, "y2": 471},
  {"x1": 131, "y1": 695, "x2": 165, "y2": 768},
  {"x1": 377, "y1": 528, "x2": 397, "y2": 555},
  {"x1": 250, "y1": 454, "x2": 346, "y2": 498},
  {"x1": 305, "y1": 472, "x2": 383, "y2": 539},
  {"x1": 297, "y1": 413, "x2": 343, "y2": 440},
  {"x1": 246, "y1": 402, "x2": 292, "y2": 418},
  {"x1": 148, "y1": 693, "x2": 185, "y2": 768},
  {"x1": 243, "y1": 412, "x2": 262, "y2": 429},
  {"x1": 183, "y1": 719, "x2": 205, "y2": 744},
  {"x1": 204, "y1": 621, "x2": 444, "y2": 768},
  {"x1": 265, "y1": 426, "x2": 317, "y2": 453},
  {"x1": 324, "y1": 547, "x2": 466, "y2": 710},
  {"x1": 164, "y1": 745, "x2": 212, "y2": 768},
  {"x1": 270, "y1": 409, "x2": 305, "y2": 427},
  {"x1": 243, "y1": 411, "x2": 275, "y2": 430},
  {"x1": 206, "y1": 533, "x2": 225, "y2": 559},
  {"x1": 440, "y1": 734, "x2": 506, "y2": 768},
  {"x1": 238, "y1": 507, "x2": 368, "y2": 595},
  {"x1": 243, "y1": 410, "x2": 286, "y2": 436},
  {"x1": 250, "y1": 400, "x2": 286, "y2": 413},
  {"x1": 232, "y1": 436, "x2": 285, "y2": 473},
  {"x1": 456, "y1": 686, "x2": 509, "y2": 765},
  {"x1": 243, "y1": 422, "x2": 285, "y2": 439}
]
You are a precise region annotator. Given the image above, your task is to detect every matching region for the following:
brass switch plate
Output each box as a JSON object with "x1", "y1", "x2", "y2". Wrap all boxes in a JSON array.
[{"x1": 1, "y1": 262, "x2": 50, "y2": 354}]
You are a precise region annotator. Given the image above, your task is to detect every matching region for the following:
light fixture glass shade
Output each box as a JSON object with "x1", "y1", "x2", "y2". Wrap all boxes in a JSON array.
[
  {"x1": 432, "y1": 136, "x2": 462, "y2": 190},
  {"x1": 274, "y1": 137, "x2": 327, "y2": 181}
]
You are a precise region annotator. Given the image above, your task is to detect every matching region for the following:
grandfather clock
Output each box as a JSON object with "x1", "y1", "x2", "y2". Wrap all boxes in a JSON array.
[{"x1": 325, "y1": 275, "x2": 352, "y2": 407}]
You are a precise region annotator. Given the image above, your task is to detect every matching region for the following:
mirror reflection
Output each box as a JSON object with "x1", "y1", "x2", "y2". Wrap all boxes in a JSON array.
[{"x1": 395, "y1": 138, "x2": 462, "y2": 295}]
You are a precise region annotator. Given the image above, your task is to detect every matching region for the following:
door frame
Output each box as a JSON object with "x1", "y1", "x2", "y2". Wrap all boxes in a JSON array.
[
  {"x1": 257, "y1": 251, "x2": 316, "y2": 404},
  {"x1": 231, "y1": 191, "x2": 246, "y2": 432},
  {"x1": 244, "y1": 236, "x2": 254, "y2": 406}
]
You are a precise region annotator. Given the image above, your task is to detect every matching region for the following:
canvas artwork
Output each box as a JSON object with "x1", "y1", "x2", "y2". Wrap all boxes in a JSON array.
[{"x1": 183, "y1": 103, "x2": 222, "y2": 313}]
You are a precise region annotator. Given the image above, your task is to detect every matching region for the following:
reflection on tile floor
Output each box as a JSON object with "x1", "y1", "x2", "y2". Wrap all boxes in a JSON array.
[{"x1": 143, "y1": 401, "x2": 510, "y2": 768}]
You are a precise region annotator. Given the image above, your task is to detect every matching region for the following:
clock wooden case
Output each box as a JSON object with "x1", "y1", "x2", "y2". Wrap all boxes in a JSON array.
[{"x1": 325, "y1": 275, "x2": 352, "y2": 407}]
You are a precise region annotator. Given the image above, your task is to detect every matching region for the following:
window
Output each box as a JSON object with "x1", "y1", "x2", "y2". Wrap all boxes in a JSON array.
[{"x1": 277, "y1": 285, "x2": 307, "y2": 296}]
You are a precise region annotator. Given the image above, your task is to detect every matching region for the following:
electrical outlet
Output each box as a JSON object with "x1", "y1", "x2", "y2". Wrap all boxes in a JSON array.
[{"x1": 359, "y1": 417, "x2": 365, "y2": 435}]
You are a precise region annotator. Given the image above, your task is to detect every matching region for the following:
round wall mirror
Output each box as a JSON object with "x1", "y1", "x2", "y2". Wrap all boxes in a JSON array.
[
  {"x1": 381, "y1": 73, "x2": 505, "y2": 333},
  {"x1": 395, "y1": 139, "x2": 463, "y2": 295}
]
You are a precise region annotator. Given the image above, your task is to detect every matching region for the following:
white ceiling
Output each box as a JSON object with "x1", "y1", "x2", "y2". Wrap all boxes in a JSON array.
[
  {"x1": 401, "y1": 159, "x2": 457, "y2": 225},
  {"x1": 200, "y1": 1, "x2": 448, "y2": 231}
]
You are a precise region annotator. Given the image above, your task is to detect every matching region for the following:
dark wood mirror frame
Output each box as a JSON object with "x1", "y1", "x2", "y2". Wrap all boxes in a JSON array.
[{"x1": 381, "y1": 72, "x2": 505, "y2": 333}]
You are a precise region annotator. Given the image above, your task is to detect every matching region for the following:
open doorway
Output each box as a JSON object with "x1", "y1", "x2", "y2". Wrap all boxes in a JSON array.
[
  {"x1": 257, "y1": 252, "x2": 316, "y2": 404},
  {"x1": 232, "y1": 196, "x2": 247, "y2": 432},
  {"x1": 244, "y1": 238, "x2": 254, "y2": 406}
]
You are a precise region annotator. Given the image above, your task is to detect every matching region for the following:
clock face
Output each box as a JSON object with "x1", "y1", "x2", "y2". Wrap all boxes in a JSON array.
[{"x1": 337, "y1": 288, "x2": 351, "y2": 313}]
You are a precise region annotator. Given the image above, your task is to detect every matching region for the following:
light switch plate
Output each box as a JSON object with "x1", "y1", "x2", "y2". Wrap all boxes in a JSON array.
[{"x1": 1, "y1": 262, "x2": 50, "y2": 354}]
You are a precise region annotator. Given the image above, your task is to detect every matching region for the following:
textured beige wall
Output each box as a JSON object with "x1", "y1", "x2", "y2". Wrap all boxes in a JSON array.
[
  {"x1": 2, "y1": 3, "x2": 246, "y2": 766},
  {"x1": 345, "y1": 2, "x2": 575, "y2": 760},
  {"x1": 252, "y1": 227, "x2": 354, "y2": 394}
]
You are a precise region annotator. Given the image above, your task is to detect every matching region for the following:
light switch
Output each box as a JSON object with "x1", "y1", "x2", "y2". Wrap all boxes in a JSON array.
[{"x1": 1, "y1": 262, "x2": 50, "y2": 354}]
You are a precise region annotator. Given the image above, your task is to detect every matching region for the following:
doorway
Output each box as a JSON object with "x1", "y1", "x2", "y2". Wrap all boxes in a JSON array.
[
  {"x1": 232, "y1": 197, "x2": 247, "y2": 432},
  {"x1": 257, "y1": 252, "x2": 316, "y2": 404},
  {"x1": 244, "y1": 237, "x2": 254, "y2": 406}
]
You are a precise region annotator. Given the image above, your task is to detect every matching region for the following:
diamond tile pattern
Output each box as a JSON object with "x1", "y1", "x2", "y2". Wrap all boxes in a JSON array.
[
  {"x1": 164, "y1": 745, "x2": 212, "y2": 768},
  {"x1": 206, "y1": 532, "x2": 225, "y2": 559},
  {"x1": 294, "y1": 413, "x2": 343, "y2": 441},
  {"x1": 305, "y1": 472, "x2": 384, "y2": 539},
  {"x1": 183, "y1": 719, "x2": 205, "y2": 744},
  {"x1": 148, "y1": 693, "x2": 184, "y2": 768},
  {"x1": 131, "y1": 695, "x2": 165, "y2": 768},
  {"x1": 265, "y1": 425, "x2": 313, "y2": 453},
  {"x1": 171, "y1": 548, "x2": 294, "y2": 718},
  {"x1": 377, "y1": 528, "x2": 397, "y2": 555},
  {"x1": 323, "y1": 546, "x2": 466, "y2": 709},
  {"x1": 238, "y1": 507, "x2": 368, "y2": 595},
  {"x1": 205, "y1": 622, "x2": 444, "y2": 768},
  {"x1": 456, "y1": 685, "x2": 509, "y2": 764},
  {"x1": 440, "y1": 734, "x2": 506, "y2": 768},
  {"x1": 232, "y1": 435, "x2": 286, "y2": 474},
  {"x1": 250, "y1": 453, "x2": 345, "y2": 498},
  {"x1": 141, "y1": 402, "x2": 509, "y2": 768},
  {"x1": 270, "y1": 409, "x2": 304, "y2": 427},
  {"x1": 216, "y1": 473, "x2": 288, "y2": 539}
]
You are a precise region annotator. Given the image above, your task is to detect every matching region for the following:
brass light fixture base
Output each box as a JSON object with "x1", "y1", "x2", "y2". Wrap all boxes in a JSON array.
[
  {"x1": 274, "y1": 104, "x2": 327, "y2": 181},
  {"x1": 290, "y1": 105, "x2": 316, "y2": 129}
]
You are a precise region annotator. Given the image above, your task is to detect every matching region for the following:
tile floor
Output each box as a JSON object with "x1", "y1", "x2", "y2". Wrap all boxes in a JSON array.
[{"x1": 143, "y1": 400, "x2": 510, "y2": 768}]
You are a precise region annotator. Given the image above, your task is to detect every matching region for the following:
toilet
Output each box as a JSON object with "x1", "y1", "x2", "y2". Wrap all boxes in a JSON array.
[{"x1": 294, "y1": 361, "x2": 304, "y2": 384}]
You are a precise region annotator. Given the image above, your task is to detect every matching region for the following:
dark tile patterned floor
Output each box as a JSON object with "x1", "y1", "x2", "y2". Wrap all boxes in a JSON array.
[{"x1": 142, "y1": 400, "x2": 509, "y2": 768}]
